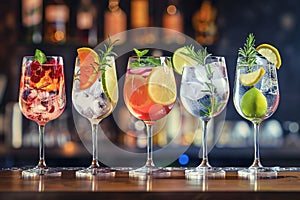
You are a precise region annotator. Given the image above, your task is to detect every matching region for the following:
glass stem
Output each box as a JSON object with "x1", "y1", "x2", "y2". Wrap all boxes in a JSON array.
[
  {"x1": 251, "y1": 122, "x2": 263, "y2": 168},
  {"x1": 91, "y1": 123, "x2": 99, "y2": 168},
  {"x1": 199, "y1": 119, "x2": 211, "y2": 168},
  {"x1": 38, "y1": 125, "x2": 46, "y2": 168},
  {"x1": 145, "y1": 123, "x2": 155, "y2": 167}
]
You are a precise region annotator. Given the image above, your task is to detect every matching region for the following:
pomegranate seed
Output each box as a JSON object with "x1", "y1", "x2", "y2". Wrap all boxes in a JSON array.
[{"x1": 49, "y1": 106, "x2": 55, "y2": 113}]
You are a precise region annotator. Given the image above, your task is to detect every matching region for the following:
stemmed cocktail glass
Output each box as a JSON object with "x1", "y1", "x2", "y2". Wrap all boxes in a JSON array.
[
  {"x1": 180, "y1": 56, "x2": 229, "y2": 179},
  {"x1": 233, "y1": 55, "x2": 280, "y2": 178},
  {"x1": 123, "y1": 56, "x2": 177, "y2": 177},
  {"x1": 72, "y1": 50, "x2": 118, "y2": 178},
  {"x1": 19, "y1": 55, "x2": 66, "y2": 177}
]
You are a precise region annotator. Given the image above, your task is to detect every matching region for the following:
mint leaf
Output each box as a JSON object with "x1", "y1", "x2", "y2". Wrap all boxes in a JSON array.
[
  {"x1": 133, "y1": 48, "x2": 149, "y2": 58},
  {"x1": 146, "y1": 57, "x2": 161, "y2": 66},
  {"x1": 34, "y1": 49, "x2": 46, "y2": 64}
]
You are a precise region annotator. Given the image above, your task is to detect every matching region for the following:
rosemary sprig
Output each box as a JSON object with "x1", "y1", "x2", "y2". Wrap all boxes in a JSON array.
[
  {"x1": 74, "y1": 37, "x2": 118, "y2": 81},
  {"x1": 95, "y1": 36, "x2": 119, "y2": 70},
  {"x1": 180, "y1": 45, "x2": 211, "y2": 65},
  {"x1": 238, "y1": 33, "x2": 257, "y2": 71}
]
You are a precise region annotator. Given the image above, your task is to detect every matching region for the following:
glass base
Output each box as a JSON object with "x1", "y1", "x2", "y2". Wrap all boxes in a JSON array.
[
  {"x1": 129, "y1": 165, "x2": 171, "y2": 179},
  {"x1": 238, "y1": 167, "x2": 278, "y2": 179},
  {"x1": 22, "y1": 167, "x2": 61, "y2": 178},
  {"x1": 75, "y1": 167, "x2": 115, "y2": 179},
  {"x1": 185, "y1": 167, "x2": 226, "y2": 179}
]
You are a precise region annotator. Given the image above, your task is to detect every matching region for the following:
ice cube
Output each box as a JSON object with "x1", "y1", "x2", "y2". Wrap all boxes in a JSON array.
[
  {"x1": 180, "y1": 81, "x2": 208, "y2": 100},
  {"x1": 92, "y1": 98, "x2": 109, "y2": 117},
  {"x1": 195, "y1": 66, "x2": 210, "y2": 82},
  {"x1": 210, "y1": 63, "x2": 225, "y2": 79},
  {"x1": 87, "y1": 80, "x2": 102, "y2": 98},
  {"x1": 75, "y1": 91, "x2": 95, "y2": 112},
  {"x1": 255, "y1": 55, "x2": 269, "y2": 66},
  {"x1": 27, "y1": 90, "x2": 37, "y2": 102},
  {"x1": 213, "y1": 78, "x2": 228, "y2": 95}
]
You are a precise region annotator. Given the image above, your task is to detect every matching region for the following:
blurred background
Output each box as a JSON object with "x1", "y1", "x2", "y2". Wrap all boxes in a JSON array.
[{"x1": 0, "y1": 0, "x2": 300, "y2": 168}]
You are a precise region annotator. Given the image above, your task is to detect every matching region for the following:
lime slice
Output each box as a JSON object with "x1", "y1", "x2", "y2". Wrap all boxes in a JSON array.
[
  {"x1": 256, "y1": 44, "x2": 282, "y2": 69},
  {"x1": 239, "y1": 67, "x2": 265, "y2": 86},
  {"x1": 172, "y1": 47, "x2": 198, "y2": 75},
  {"x1": 148, "y1": 66, "x2": 176, "y2": 105},
  {"x1": 240, "y1": 87, "x2": 267, "y2": 118},
  {"x1": 101, "y1": 57, "x2": 118, "y2": 105}
]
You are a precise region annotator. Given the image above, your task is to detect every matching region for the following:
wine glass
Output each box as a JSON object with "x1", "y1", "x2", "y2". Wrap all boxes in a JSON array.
[
  {"x1": 123, "y1": 56, "x2": 177, "y2": 177},
  {"x1": 233, "y1": 55, "x2": 280, "y2": 178},
  {"x1": 19, "y1": 56, "x2": 66, "y2": 177},
  {"x1": 180, "y1": 56, "x2": 230, "y2": 179},
  {"x1": 72, "y1": 55, "x2": 118, "y2": 178}
]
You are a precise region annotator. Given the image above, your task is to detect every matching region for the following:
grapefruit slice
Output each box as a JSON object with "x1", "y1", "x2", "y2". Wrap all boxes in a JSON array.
[{"x1": 77, "y1": 47, "x2": 101, "y2": 90}]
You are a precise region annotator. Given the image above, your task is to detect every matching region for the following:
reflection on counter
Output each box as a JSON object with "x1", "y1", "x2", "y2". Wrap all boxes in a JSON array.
[
  {"x1": 217, "y1": 119, "x2": 285, "y2": 148},
  {"x1": 1, "y1": 100, "x2": 300, "y2": 168},
  {"x1": 2, "y1": 100, "x2": 300, "y2": 150}
]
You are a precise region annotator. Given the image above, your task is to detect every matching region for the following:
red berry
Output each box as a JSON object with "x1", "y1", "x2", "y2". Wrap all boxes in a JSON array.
[
  {"x1": 31, "y1": 61, "x2": 41, "y2": 71},
  {"x1": 49, "y1": 106, "x2": 55, "y2": 113},
  {"x1": 42, "y1": 64, "x2": 51, "y2": 70},
  {"x1": 30, "y1": 75, "x2": 40, "y2": 83}
]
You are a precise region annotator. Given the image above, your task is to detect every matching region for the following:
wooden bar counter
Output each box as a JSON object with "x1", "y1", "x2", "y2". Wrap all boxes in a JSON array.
[{"x1": 0, "y1": 168, "x2": 299, "y2": 200}]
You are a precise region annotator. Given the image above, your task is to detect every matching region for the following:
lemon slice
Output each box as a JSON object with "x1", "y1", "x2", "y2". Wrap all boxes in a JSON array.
[
  {"x1": 239, "y1": 67, "x2": 265, "y2": 86},
  {"x1": 101, "y1": 57, "x2": 118, "y2": 105},
  {"x1": 256, "y1": 44, "x2": 282, "y2": 69},
  {"x1": 172, "y1": 47, "x2": 198, "y2": 75},
  {"x1": 148, "y1": 66, "x2": 177, "y2": 105}
]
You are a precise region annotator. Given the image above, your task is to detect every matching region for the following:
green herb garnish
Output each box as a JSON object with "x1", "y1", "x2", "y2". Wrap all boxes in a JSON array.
[
  {"x1": 96, "y1": 36, "x2": 118, "y2": 70},
  {"x1": 130, "y1": 48, "x2": 161, "y2": 67},
  {"x1": 74, "y1": 37, "x2": 118, "y2": 81},
  {"x1": 34, "y1": 49, "x2": 46, "y2": 64},
  {"x1": 179, "y1": 45, "x2": 224, "y2": 118},
  {"x1": 180, "y1": 45, "x2": 211, "y2": 65},
  {"x1": 238, "y1": 33, "x2": 257, "y2": 71}
]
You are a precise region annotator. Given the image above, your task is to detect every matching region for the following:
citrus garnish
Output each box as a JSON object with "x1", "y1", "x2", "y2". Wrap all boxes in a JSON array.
[
  {"x1": 77, "y1": 47, "x2": 101, "y2": 90},
  {"x1": 124, "y1": 74, "x2": 150, "y2": 109},
  {"x1": 101, "y1": 57, "x2": 118, "y2": 105},
  {"x1": 239, "y1": 67, "x2": 265, "y2": 86},
  {"x1": 240, "y1": 87, "x2": 267, "y2": 118},
  {"x1": 148, "y1": 66, "x2": 176, "y2": 105},
  {"x1": 172, "y1": 47, "x2": 198, "y2": 75},
  {"x1": 256, "y1": 44, "x2": 282, "y2": 69}
]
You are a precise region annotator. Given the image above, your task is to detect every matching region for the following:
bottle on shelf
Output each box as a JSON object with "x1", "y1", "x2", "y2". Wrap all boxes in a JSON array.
[
  {"x1": 130, "y1": 0, "x2": 149, "y2": 28},
  {"x1": 162, "y1": 0, "x2": 184, "y2": 44},
  {"x1": 104, "y1": 0, "x2": 127, "y2": 44},
  {"x1": 192, "y1": 0, "x2": 218, "y2": 45},
  {"x1": 44, "y1": 0, "x2": 70, "y2": 44},
  {"x1": 76, "y1": 0, "x2": 98, "y2": 46},
  {"x1": 21, "y1": 0, "x2": 43, "y2": 44},
  {"x1": 130, "y1": 0, "x2": 158, "y2": 45}
]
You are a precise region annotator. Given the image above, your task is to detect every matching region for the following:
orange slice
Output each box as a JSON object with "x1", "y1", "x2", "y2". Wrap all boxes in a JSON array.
[{"x1": 77, "y1": 47, "x2": 101, "y2": 90}]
